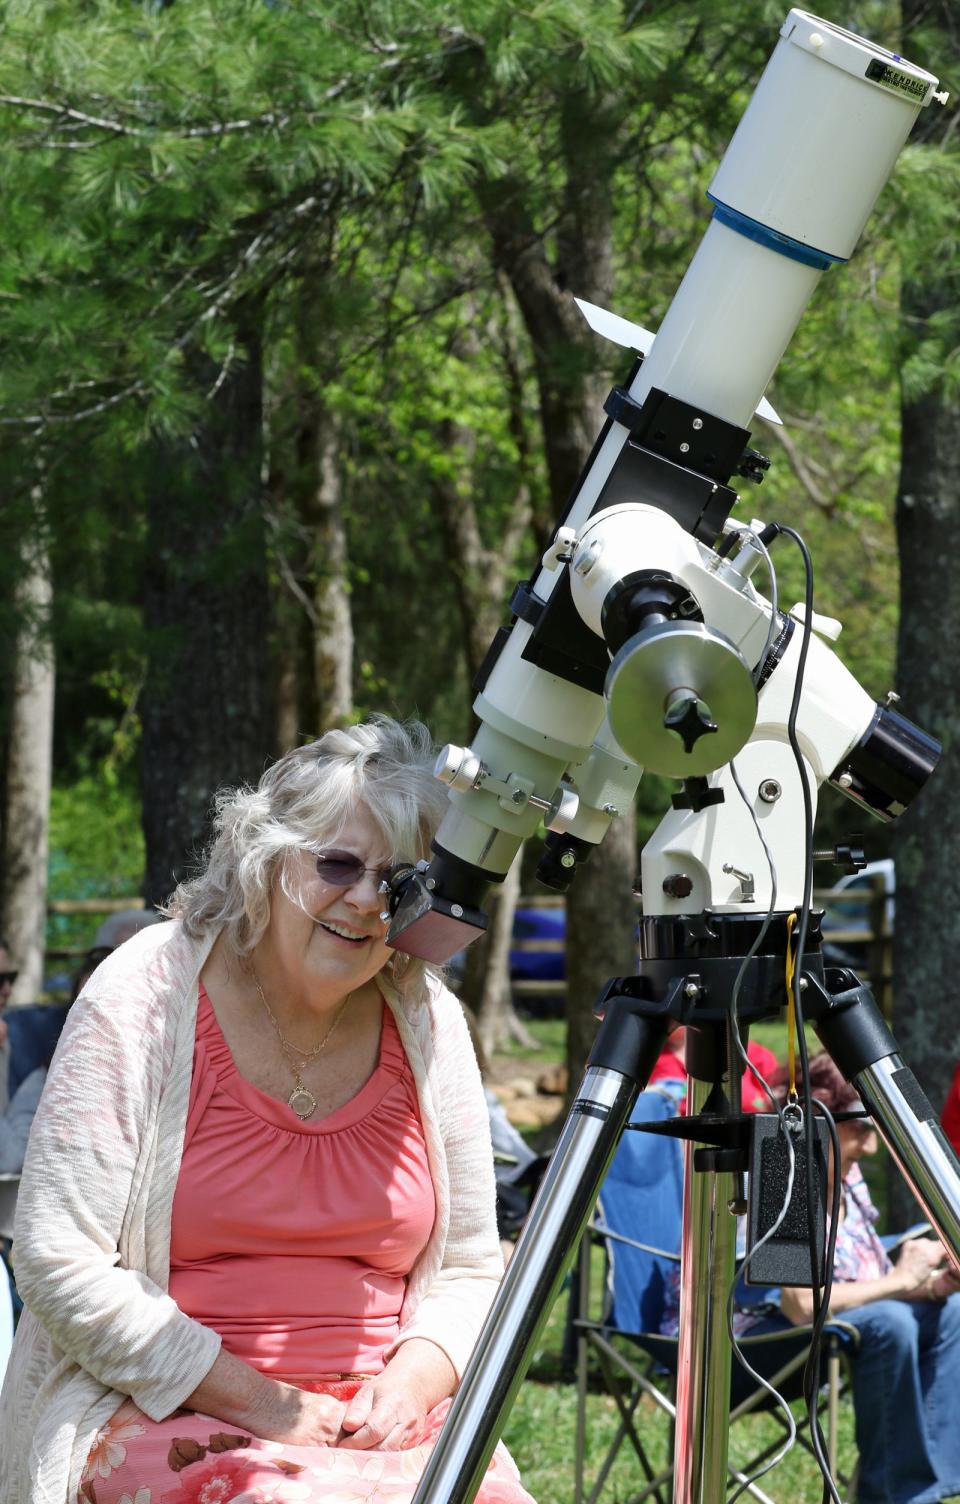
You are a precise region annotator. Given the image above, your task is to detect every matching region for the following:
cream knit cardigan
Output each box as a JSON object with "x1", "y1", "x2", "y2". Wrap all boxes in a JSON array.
[{"x1": 0, "y1": 920, "x2": 503, "y2": 1504}]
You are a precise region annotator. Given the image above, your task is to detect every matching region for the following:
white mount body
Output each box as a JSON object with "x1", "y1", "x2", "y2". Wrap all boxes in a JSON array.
[
  {"x1": 642, "y1": 626, "x2": 876, "y2": 915},
  {"x1": 566, "y1": 502, "x2": 876, "y2": 913},
  {"x1": 416, "y1": 8, "x2": 937, "y2": 923}
]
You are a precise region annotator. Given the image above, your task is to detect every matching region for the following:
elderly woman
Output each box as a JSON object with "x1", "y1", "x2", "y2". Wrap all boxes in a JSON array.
[
  {"x1": 776, "y1": 1054, "x2": 960, "y2": 1504},
  {"x1": 0, "y1": 717, "x2": 535, "y2": 1504}
]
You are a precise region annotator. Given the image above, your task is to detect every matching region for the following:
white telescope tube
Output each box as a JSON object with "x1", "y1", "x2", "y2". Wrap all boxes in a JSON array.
[{"x1": 517, "y1": 8, "x2": 939, "y2": 588}]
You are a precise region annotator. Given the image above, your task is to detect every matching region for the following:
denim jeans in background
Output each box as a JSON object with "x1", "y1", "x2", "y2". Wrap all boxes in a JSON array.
[{"x1": 844, "y1": 1294, "x2": 960, "y2": 1504}]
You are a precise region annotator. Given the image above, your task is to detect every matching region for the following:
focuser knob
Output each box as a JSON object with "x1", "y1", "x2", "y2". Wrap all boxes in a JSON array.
[{"x1": 434, "y1": 744, "x2": 482, "y2": 792}]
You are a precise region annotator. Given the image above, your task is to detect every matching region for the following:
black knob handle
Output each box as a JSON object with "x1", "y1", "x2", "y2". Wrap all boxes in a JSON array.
[
  {"x1": 835, "y1": 838, "x2": 867, "y2": 875},
  {"x1": 664, "y1": 695, "x2": 719, "y2": 754}
]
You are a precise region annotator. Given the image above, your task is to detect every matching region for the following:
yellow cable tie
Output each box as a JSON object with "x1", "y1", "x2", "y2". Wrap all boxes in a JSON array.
[{"x1": 785, "y1": 912, "x2": 798, "y2": 1100}]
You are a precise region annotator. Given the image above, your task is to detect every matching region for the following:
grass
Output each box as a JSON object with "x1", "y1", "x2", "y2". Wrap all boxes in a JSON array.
[
  {"x1": 493, "y1": 1013, "x2": 863, "y2": 1502},
  {"x1": 500, "y1": 1250, "x2": 859, "y2": 1504}
]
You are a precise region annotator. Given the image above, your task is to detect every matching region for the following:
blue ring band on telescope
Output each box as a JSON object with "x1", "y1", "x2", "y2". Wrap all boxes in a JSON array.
[{"x1": 707, "y1": 195, "x2": 847, "y2": 270}]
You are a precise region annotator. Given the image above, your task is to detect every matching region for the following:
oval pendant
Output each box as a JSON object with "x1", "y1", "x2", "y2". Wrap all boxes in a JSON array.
[{"x1": 288, "y1": 1086, "x2": 318, "y2": 1120}]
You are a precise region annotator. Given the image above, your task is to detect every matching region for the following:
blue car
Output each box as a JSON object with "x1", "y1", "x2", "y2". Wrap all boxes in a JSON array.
[{"x1": 510, "y1": 904, "x2": 566, "y2": 983}]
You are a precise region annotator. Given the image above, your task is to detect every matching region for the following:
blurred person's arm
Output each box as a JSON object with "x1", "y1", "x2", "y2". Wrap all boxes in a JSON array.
[
  {"x1": 0, "y1": 1067, "x2": 46, "y2": 1174},
  {"x1": 780, "y1": 1237, "x2": 945, "y2": 1323}
]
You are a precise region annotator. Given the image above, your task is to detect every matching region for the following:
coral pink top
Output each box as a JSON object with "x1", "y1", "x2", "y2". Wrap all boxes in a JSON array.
[{"x1": 168, "y1": 986, "x2": 436, "y2": 1384}]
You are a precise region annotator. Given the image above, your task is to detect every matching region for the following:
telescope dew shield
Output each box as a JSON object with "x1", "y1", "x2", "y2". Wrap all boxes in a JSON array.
[
  {"x1": 610, "y1": 10, "x2": 939, "y2": 441},
  {"x1": 710, "y1": 13, "x2": 939, "y2": 262}
]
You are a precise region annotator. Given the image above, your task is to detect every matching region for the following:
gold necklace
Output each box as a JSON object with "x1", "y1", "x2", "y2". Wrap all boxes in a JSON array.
[{"x1": 252, "y1": 972, "x2": 352, "y2": 1120}]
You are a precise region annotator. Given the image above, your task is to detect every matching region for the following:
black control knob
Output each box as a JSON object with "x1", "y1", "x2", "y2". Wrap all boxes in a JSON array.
[
  {"x1": 835, "y1": 838, "x2": 867, "y2": 875},
  {"x1": 664, "y1": 695, "x2": 719, "y2": 754},
  {"x1": 662, "y1": 873, "x2": 694, "y2": 899}
]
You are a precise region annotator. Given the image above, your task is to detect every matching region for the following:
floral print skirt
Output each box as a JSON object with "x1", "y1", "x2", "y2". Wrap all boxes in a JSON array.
[{"x1": 79, "y1": 1384, "x2": 536, "y2": 1504}]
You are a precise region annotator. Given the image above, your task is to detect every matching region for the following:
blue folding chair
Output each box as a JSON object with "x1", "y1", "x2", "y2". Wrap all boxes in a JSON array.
[{"x1": 573, "y1": 1086, "x2": 859, "y2": 1504}]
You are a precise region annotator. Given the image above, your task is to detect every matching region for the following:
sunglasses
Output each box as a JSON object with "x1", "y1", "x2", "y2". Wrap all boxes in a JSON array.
[
  {"x1": 313, "y1": 850, "x2": 407, "y2": 892},
  {"x1": 0, "y1": 971, "x2": 17, "y2": 987}
]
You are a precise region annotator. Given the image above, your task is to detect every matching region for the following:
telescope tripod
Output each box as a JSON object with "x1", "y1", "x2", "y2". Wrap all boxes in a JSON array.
[{"x1": 410, "y1": 911, "x2": 960, "y2": 1504}]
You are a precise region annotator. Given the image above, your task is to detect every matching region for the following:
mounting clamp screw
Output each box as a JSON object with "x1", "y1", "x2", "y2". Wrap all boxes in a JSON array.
[{"x1": 758, "y1": 779, "x2": 781, "y2": 804}]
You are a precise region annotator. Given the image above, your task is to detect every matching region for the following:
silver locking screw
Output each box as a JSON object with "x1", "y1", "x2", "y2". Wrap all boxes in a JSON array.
[{"x1": 758, "y1": 779, "x2": 781, "y2": 804}]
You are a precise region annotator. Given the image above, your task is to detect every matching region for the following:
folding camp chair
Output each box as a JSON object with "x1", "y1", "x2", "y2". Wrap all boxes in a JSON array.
[{"x1": 573, "y1": 1086, "x2": 859, "y2": 1504}]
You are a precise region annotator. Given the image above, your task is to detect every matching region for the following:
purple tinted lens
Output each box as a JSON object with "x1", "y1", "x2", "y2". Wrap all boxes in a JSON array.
[{"x1": 315, "y1": 855, "x2": 365, "y2": 886}]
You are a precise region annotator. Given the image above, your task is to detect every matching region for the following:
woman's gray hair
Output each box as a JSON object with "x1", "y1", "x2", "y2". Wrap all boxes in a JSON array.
[{"x1": 169, "y1": 715, "x2": 449, "y2": 1000}]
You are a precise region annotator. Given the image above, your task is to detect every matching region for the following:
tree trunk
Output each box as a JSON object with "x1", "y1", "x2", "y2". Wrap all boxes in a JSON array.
[
  {"x1": 564, "y1": 812, "x2": 637, "y2": 1103},
  {"x1": 468, "y1": 854, "x2": 535, "y2": 1058},
  {"x1": 889, "y1": 358, "x2": 960, "y2": 1225},
  {"x1": 479, "y1": 99, "x2": 638, "y2": 1101},
  {"x1": 2, "y1": 497, "x2": 54, "y2": 1003},
  {"x1": 888, "y1": 1, "x2": 959, "y2": 1227},
  {"x1": 428, "y1": 293, "x2": 534, "y2": 1044},
  {"x1": 141, "y1": 322, "x2": 272, "y2": 908},
  {"x1": 299, "y1": 404, "x2": 353, "y2": 730}
]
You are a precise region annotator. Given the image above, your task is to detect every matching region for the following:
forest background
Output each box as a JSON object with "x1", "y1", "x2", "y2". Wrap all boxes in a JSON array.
[{"x1": 0, "y1": 0, "x2": 958, "y2": 1188}]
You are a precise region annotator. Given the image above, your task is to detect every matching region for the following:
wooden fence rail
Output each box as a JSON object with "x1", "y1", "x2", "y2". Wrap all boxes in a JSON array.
[{"x1": 43, "y1": 879, "x2": 893, "y2": 1012}]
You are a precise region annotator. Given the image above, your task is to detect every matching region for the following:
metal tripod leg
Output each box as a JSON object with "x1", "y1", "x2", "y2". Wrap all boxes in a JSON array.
[
  {"x1": 812, "y1": 986, "x2": 960, "y2": 1260},
  {"x1": 855, "y1": 1054, "x2": 960, "y2": 1252},
  {"x1": 675, "y1": 1073, "x2": 739, "y2": 1504},
  {"x1": 409, "y1": 1064, "x2": 643, "y2": 1503}
]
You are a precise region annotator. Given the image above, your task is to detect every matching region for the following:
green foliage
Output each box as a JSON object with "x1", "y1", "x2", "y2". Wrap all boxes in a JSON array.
[
  {"x1": 47, "y1": 773, "x2": 145, "y2": 960},
  {"x1": 0, "y1": 0, "x2": 955, "y2": 920},
  {"x1": 501, "y1": 1243, "x2": 858, "y2": 1504}
]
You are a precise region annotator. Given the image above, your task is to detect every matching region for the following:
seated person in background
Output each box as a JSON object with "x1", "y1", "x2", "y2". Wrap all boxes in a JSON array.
[
  {"x1": 649, "y1": 1023, "x2": 779, "y2": 1112},
  {"x1": 0, "y1": 913, "x2": 163, "y2": 1175},
  {"x1": 0, "y1": 937, "x2": 65, "y2": 1103},
  {"x1": 0, "y1": 717, "x2": 535, "y2": 1504},
  {"x1": 775, "y1": 1054, "x2": 960, "y2": 1504},
  {"x1": 0, "y1": 1070, "x2": 46, "y2": 1177},
  {"x1": 0, "y1": 940, "x2": 16, "y2": 1110},
  {"x1": 660, "y1": 1051, "x2": 960, "y2": 1503}
]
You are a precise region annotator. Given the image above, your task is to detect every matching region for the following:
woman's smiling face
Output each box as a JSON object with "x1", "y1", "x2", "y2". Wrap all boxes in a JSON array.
[{"x1": 265, "y1": 804, "x2": 395, "y2": 1000}]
